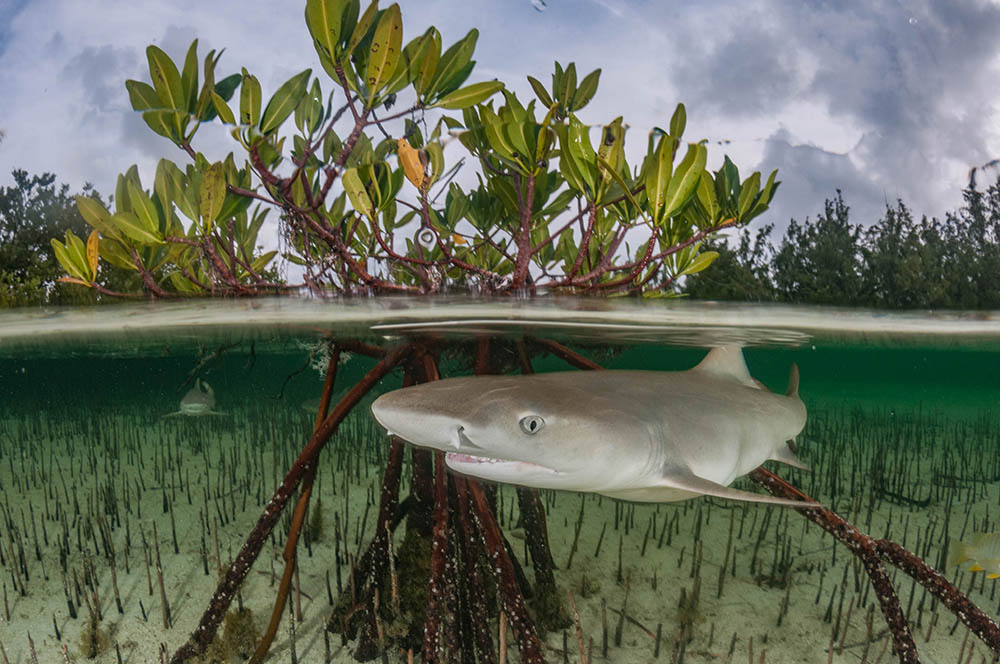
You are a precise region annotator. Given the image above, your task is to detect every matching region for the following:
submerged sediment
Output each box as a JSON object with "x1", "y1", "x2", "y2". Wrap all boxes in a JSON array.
[{"x1": 1, "y1": 337, "x2": 999, "y2": 662}]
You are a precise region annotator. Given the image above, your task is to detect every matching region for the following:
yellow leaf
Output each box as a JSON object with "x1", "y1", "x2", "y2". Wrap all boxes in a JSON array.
[
  {"x1": 398, "y1": 137, "x2": 426, "y2": 189},
  {"x1": 451, "y1": 233, "x2": 466, "y2": 245},
  {"x1": 57, "y1": 277, "x2": 92, "y2": 287},
  {"x1": 86, "y1": 229, "x2": 100, "y2": 278}
]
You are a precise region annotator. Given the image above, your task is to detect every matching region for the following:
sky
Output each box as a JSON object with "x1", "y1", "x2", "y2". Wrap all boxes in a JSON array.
[{"x1": 1, "y1": 0, "x2": 1000, "y2": 239}]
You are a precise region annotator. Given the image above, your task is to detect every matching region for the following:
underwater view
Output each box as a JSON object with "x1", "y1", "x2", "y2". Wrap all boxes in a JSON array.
[{"x1": 1, "y1": 299, "x2": 999, "y2": 663}]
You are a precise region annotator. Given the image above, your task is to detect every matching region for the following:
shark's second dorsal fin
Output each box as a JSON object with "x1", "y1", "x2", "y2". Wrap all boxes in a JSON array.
[
  {"x1": 693, "y1": 346, "x2": 759, "y2": 389},
  {"x1": 786, "y1": 364, "x2": 800, "y2": 398}
]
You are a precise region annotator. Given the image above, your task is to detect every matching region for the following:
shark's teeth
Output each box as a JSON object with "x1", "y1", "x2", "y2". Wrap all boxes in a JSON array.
[
  {"x1": 446, "y1": 452, "x2": 559, "y2": 473},
  {"x1": 449, "y1": 453, "x2": 502, "y2": 464}
]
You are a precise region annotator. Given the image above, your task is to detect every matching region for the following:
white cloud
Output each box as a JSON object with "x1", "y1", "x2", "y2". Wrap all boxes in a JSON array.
[{"x1": 1, "y1": 0, "x2": 998, "y2": 237}]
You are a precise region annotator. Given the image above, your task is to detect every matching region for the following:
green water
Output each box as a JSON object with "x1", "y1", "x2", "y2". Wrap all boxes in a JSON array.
[{"x1": 0, "y1": 299, "x2": 998, "y2": 663}]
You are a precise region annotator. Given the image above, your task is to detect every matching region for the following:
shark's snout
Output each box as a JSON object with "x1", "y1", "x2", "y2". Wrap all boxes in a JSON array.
[{"x1": 371, "y1": 389, "x2": 470, "y2": 451}]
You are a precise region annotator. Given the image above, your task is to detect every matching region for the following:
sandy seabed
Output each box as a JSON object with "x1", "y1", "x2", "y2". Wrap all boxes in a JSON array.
[{"x1": 0, "y1": 397, "x2": 996, "y2": 664}]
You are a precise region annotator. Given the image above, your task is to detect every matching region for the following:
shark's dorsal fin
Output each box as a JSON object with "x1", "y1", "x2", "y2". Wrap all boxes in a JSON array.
[
  {"x1": 786, "y1": 364, "x2": 800, "y2": 398},
  {"x1": 656, "y1": 466, "x2": 815, "y2": 506},
  {"x1": 693, "y1": 346, "x2": 759, "y2": 389}
]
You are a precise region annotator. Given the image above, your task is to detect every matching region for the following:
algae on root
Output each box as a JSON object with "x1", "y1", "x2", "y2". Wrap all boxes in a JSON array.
[
  {"x1": 191, "y1": 607, "x2": 261, "y2": 663},
  {"x1": 306, "y1": 496, "x2": 324, "y2": 543},
  {"x1": 77, "y1": 615, "x2": 111, "y2": 659}
]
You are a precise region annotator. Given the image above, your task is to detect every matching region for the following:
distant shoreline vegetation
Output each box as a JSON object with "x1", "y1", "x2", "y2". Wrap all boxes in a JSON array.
[
  {"x1": 4, "y1": 167, "x2": 1000, "y2": 309},
  {"x1": 683, "y1": 179, "x2": 1000, "y2": 309}
]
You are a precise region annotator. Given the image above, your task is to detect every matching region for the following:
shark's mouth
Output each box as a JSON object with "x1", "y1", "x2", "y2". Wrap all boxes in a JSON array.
[
  {"x1": 445, "y1": 452, "x2": 559, "y2": 474},
  {"x1": 446, "y1": 427, "x2": 559, "y2": 475}
]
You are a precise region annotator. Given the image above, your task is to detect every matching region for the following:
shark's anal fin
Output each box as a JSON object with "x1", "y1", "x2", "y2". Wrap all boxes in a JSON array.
[
  {"x1": 661, "y1": 468, "x2": 815, "y2": 507},
  {"x1": 770, "y1": 441, "x2": 810, "y2": 471}
]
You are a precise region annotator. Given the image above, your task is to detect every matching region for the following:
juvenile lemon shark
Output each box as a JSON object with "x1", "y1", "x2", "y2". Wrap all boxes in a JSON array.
[
  {"x1": 371, "y1": 346, "x2": 811, "y2": 505},
  {"x1": 164, "y1": 379, "x2": 225, "y2": 417}
]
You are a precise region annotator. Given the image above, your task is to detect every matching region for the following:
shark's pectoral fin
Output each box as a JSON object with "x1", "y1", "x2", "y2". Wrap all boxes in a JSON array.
[
  {"x1": 163, "y1": 411, "x2": 184, "y2": 418},
  {"x1": 655, "y1": 468, "x2": 815, "y2": 507},
  {"x1": 770, "y1": 441, "x2": 810, "y2": 471}
]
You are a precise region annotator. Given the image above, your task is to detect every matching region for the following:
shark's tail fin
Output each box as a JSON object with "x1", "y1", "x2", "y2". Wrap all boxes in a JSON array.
[
  {"x1": 948, "y1": 539, "x2": 971, "y2": 569},
  {"x1": 786, "y1": 364, "x2": 800, "y2": 398}
]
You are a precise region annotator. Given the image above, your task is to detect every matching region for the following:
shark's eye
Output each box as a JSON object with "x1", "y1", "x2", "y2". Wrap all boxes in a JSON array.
[{"x1": 519, "y1": 415, "x2": 545, "y2": 435}]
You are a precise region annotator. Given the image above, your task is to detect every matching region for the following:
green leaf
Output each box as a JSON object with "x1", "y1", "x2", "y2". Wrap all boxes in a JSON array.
[
  {"x1": 200, "y1": 73, "x2": 241, "y2": 122},
  {"x1": 424, "y1": 141, "x2": 444, "y2": 186},
  {"x1": 564, "y1": 114, "x2": 597, "y2": 194},
  {"x1": 110, "y1": 211, "x2": 164, "y2": 245},
  {"x1": 146, "y1": 45, "x2": 185, "y2": 110},
  {"x1": 426, "y1": 28, "x2": 477, "y2": 99},
  {"x1": 98, "y1": 238, "x2": 138, "y2": 271},
  {"x1": 695, "y1": 170, "x2": 719, "y2": 222},
  {"x1": 413, "y1": 28, "x2": 441, "y2": 97},
  {"x1": 669, "y1": 103, "x2": 686, "y2": 139},
  {"x1": 51, "y1": 235, "x2": 89, "y2": 282},
  {"x1": 480, "y1": 106, "x2": 516, "y2": 161},
  {"x1": 571, "y1": 68, "x2": 600, "y2": 111},
  {"x1": 662, "y1": 142, "x2": 707, "y2": 219},
  {"x1": 154, "y1": 160, "x2": 173, "y2": 214},
  {"x1": 430, "y1": 80, "x2": 504, "y2": 109},
  {"x1": 65, "y1": 231, "x2": 92, "y2": 281},
  {"x1": 161, "y1": 160, "x2": 197, "y2": 221},
  {"x1": 556, "y1": 126, "x2": 585, "y2": 194},
  {"x1": 526, "y1": 75, "x2": 553, "y2": 108},
  {"x1": 217, "y1": 191, "x2": 253, "y2": 223},
  {"x1": 596, "y1": 154, "x2": 643, "y2": 214},
  {"x1": 644, "y1": 136, "x2": 673, "y2": 222},
  {"x1": 211, "y1": 91, "x2": 236, "y2": 124},
  {"x1": 141, "y1": 110, "x2": 183, "y2": 141},
  {"x1": 597, "y1": 116, "x2": 625, "y2": 187},
  {"x1": 76, "y1": 196, "x2": 118, "y2": 238},
  {"x1": 747, "y1": 169, "x2": 779, "y2": 219},
  {"x1": 200, "y1": 162, "x2": 227, "y2": 227},
  {"x1": 306, "y1": 0, "x2": 348, "y2": 60},
  {"x1": 250, "y1": 250, "x2": 278, "y2": 273},
  {"x1": 239, "y1": 69, "x2": 262, "y2": 126},
  {"x1": 560, "y1": 62, "x2": 577, "y2": 109},
  {"x1": 345, "y1": 0, "x2": 379, "y2": 59},
  {"x1": 365, "y1": 3, "x2": 402, "y2": 102},
  {"x1": 502, "y1": 120, "x2": 531, "y2": 159},
  {"x1": 383, "y1": 31, "x2": 431, "y2": 95},
  {"x1": 342, "y1": 167, "x2": 374, "y2": 219},
  {"x1": 128, "y1": 182, "x2": 161, "y2": 236},
  {"x1": 180, "y1": 40, "x2": 199, "y2": 113},
  {"x1": 737, "y1": 171, "x2": 761, "y2": 219},
  {"x1": 679, "y1": 250, "x2": 718, "y2": 277},
  {"x1": 215, "y1": 73, "x2": 242, "y2": 101},
  {"x1": 260, "y1": 69, "x2": 312, "y2": 134},
  {"x1": 125, "y1": 80, "x2": 161, "y2": 111}
]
